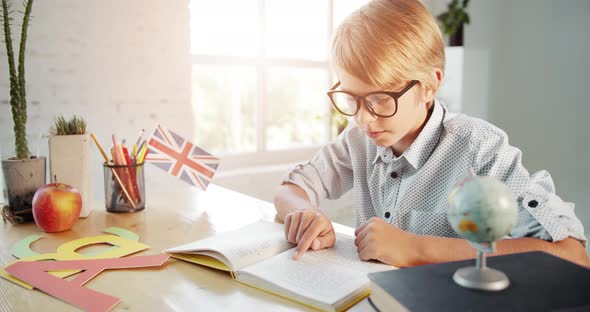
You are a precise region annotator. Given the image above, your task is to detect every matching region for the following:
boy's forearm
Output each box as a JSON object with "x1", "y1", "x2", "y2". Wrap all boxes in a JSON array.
[
  {"x1": 274, "y1": 183, "x2": 319, "y2": 221},
  {"x1": 414, "y1": 235, "x2": 590, "y2": 268}
]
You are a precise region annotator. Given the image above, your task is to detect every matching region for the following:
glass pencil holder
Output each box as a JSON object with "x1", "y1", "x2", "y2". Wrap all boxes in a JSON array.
[{"x1": 103, "y1": 162, "x2": 145, "y2": 212}]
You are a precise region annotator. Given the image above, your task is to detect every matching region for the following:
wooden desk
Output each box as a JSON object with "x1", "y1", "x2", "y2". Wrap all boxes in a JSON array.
[{"x1": 0, "y1": 183, "x2": 374, "y2": 312}]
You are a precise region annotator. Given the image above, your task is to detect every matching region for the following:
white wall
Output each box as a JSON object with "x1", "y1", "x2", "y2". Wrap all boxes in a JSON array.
[
  {"x1": 1, "y1": 0, "x2": 191, "y2": 202},
  {"x1": 464, "y1": 0, "x2": 590, "y2": 249}
]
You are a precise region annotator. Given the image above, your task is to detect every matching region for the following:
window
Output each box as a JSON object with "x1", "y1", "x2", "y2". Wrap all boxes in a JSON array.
[{"x1": 189, "y1": 0, "x2": 369, "y2": 168}]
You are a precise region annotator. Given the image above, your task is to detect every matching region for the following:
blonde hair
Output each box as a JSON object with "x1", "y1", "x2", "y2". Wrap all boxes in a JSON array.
[{"x1": 332, "y1": 0, "x2": 445, "y2": 93}]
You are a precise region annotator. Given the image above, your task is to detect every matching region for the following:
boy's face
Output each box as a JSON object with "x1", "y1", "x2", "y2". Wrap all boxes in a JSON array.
[{"x1": 335, "y1": 67, "x2": 432, "y2": 154}]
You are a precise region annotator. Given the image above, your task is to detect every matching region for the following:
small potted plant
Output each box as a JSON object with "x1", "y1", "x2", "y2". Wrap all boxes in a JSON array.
[
  {"x1": 437, "y1": 0, "x2": 470, "y2": 46},
  {"x1": 1, "y1": 0, "x2": 42, "y2": 224},
  {"x1": 49, "y1": 115, "x2": 93, "y2": 218}
]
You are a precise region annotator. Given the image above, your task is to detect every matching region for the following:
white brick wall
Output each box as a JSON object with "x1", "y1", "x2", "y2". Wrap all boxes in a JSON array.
[{"x1": 1, "y1": 0, "x2": 191, "y2": 199}]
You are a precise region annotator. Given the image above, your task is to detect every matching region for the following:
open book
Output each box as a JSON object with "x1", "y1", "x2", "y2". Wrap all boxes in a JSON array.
[{"x1": 164, "y1": 220, "x2": 395, "y2": 312}]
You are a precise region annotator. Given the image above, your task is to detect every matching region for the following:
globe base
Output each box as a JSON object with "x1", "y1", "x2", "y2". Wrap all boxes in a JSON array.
[{"x1": 453, "y1": 266, "x2": 510, "y2": 291}]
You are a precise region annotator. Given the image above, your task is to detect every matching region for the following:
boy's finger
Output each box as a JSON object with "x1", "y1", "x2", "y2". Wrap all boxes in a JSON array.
[
  {"x1": 354, "y1": 226, "x2": 369, "y2": 247},
  {"x1": 293, "y1": 218, "x2": 323, "y2": 260},
  {"x1": 284, "y1": 214, "x2": 292, "y2": 240},
  {"x1": 355, "y1": 221, "x2": 369, "y2": 236},
  {"x1": 296, "y1": 213, "x2": 314, "y2": 243},
  {"x1": 357, "y1": 244, "x2": 370, "y2": 261},
  {"x1": 357, "y1": 235, "x2": 377, "y2": 261},
  {"x1": 311, "y1": 238, "x2": 321, "y2": 250},
  {"x1": 288, "y1": 212, "x2": 302, "y2": 243},
  {"x1": 312, "y1": 232, "x2": 335, "y2": 250}
]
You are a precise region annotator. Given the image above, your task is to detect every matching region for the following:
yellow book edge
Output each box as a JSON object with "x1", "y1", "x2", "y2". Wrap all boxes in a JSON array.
[
  {"x1": 234, "y1": 276, "x2": 370, "y2": 312},
  {"x1": 168, "y1": 253, "x2": 233, "y2": 273},
  {"x1": 168, "y1": 253, "x2": 369, "y2": 312}
]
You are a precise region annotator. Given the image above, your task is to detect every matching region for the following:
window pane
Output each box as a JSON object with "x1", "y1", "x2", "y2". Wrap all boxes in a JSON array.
[
  {"x1": 266, "y1": 67, "x2": 330, "y2": 150},
  {"x1": 333, "y1": 0, "x2": 370, "y2": 30},
  {"x1": 190, "y1": 0, "x2": 257, "y2": 56},
  {"x1": 265, "y1": 0, "x2": 329, "y2": 61},
  {"x1": 192, "y1": 65, "x2": 257, "y2": 154}
]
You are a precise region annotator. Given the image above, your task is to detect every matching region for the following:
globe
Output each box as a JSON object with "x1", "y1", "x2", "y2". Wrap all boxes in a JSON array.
[{"x1": 448, "y1": 174, "x2": 518, "y2": 244}]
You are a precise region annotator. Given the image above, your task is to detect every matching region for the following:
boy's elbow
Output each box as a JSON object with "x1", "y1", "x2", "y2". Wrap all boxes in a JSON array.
[{"x1": 557, "y1": 237, "x2": 590, "y2": 267}]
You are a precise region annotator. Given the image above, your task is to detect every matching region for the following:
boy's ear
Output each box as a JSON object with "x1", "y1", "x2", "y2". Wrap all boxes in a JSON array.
[{"x1": 422, "y1": 68, "x2": 443, "y2": 104}]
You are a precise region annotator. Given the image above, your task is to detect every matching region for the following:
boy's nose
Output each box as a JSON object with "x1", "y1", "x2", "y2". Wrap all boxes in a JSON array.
[{"x1": 355, "y1": 99, "x2": 377, "y2": 125}]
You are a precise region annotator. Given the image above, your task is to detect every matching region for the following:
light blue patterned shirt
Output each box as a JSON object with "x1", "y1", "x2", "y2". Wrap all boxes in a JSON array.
[{"x1": 284, "y1": 100, "x2": 586, "y2": 245}]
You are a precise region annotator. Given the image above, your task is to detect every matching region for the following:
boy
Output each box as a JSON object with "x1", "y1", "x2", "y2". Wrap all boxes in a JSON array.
[{"x1": 274, "y1": 0, "x2": 588, "y2": 268}]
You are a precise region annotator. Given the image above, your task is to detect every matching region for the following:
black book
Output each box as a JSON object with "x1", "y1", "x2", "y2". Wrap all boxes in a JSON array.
[{"x1": 367, "y1": 251, "x2": 590, "y2": 312}]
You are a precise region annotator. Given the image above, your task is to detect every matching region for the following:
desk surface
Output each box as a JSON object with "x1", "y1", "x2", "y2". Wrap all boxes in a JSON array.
[{"x1": 0, "y1": 183, "x2": 374, "y2": 312}]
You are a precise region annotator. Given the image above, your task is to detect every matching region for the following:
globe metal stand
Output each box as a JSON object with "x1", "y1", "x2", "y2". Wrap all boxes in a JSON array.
[
  {"x1": 453, "y1": 248, "x2": 510, "y2": 291},
  {"x1": 448, "y1": 170, "x2": 517, "y2": 292}
]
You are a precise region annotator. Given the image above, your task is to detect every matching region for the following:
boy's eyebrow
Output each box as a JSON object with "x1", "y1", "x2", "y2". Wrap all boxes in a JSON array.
[
  {"x1": 338, "y1": 86, "x2": 397, "y2": 95},
  {"x1": 336, "y1": 84, "x2": 379, "y2": 95},
  {"x1": 336, "y1": 81, "x2": 408, "y2": 95}
]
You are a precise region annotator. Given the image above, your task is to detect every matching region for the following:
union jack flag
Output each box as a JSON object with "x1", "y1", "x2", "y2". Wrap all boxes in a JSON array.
[{"x1": 144, "y1": 124, "x2": 220, "y2": 191}]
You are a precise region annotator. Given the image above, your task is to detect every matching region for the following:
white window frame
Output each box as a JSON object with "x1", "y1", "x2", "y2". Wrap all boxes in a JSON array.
[{"x1": 190, "y1": 0, "x2": 337, "y2": 170}]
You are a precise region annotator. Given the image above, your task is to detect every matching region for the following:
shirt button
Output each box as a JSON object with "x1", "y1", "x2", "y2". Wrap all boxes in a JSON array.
[
  {"x1": 390, "y1": 172, "x2": 398, "y2": 179},
  {"x1": 384, "y1": 211, "x2": 391, "y2": 218}
]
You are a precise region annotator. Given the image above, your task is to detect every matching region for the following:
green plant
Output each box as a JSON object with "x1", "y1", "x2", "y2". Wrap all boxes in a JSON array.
[
  {"x1": 1, "y1": 0, "x2": 34, "y2": 159},
  {"x1": 51, "y1": 114, "x2": 87, "y2": 135},
  {"x1": 331, "y1": 107, "x2": 348, "y2": 135},
  {"x1": 330, "y1": 107, "x2": 349, "y2": 137},
  {"x1": 437, "y1": 0, "x2": 470, "y2": 36},
  {"x1": 312, "y1": 108, "x2": 349, "y2": 139}
]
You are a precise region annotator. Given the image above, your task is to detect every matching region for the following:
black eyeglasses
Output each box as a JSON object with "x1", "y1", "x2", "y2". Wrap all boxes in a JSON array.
[{"x1": 327, "y1": 80, "x2": 419, "y2": 118}]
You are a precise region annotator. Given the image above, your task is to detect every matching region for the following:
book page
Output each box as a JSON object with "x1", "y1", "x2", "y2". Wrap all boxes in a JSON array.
[
  {"x1": 235, "y1": 233, "x2": 394, "y2": 309},
  {"x1": 164, "y1": 220, "x2": 294, "y2": 271}
]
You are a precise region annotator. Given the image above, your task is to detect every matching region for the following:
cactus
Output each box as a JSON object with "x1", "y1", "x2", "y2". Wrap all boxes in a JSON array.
[{"x1": 1, "y1": 0, "x2": 34, "y2": 159}]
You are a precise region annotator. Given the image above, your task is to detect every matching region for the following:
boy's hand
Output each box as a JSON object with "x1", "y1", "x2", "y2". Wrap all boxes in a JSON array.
[
  {"x1": 284, "y1": 210, "x2": 335, "y2": 260},
  {"x1": 354, "y1": 217, "x2": 420, "y2": 267}
]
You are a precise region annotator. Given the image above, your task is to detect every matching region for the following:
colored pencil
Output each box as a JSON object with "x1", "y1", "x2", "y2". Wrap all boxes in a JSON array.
[
  {"x1": 135, "y1": 129, "x2": 145, "y2": 147},
  {"x1": 132, "y1": 144, "x2": 138, "y2": 163},
  {"x1": 90, "y1": 133, "x2": 135, "y2": 208},
  {"x1": 116, "y1": 143, "x2": 137, "y2": 204},
  {"x1": 123, "y1": 146, "x2": 142, "y2": 204}
]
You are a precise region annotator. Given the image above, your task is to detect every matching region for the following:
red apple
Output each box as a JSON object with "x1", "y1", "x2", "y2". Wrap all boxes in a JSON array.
[{"x1": 32, "y1": 183, "x2": 82, "y2": 232}]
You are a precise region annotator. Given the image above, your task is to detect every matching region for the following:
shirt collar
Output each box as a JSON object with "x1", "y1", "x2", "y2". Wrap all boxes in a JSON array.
[{"x1": 372, "y1": 100, "x2": 446, "y2": 169}]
